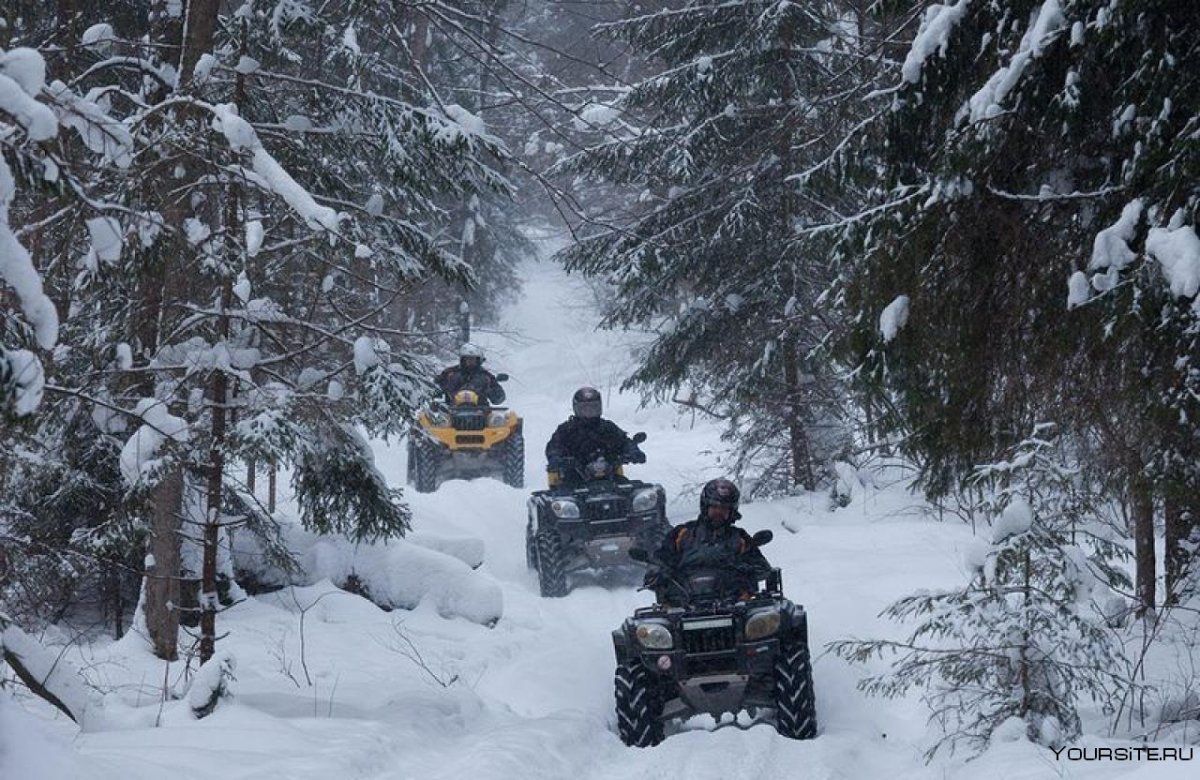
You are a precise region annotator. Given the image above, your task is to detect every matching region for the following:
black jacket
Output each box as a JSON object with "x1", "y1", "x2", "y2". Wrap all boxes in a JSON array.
[
  {"x1": 649, "y1": 516, "x2": 772, "y2": 598},
  {"x1": 436, "y1": 365, "x2": 505, "y2": 405},
  {"x1": 545, "y1": 416, "x2": 642, "y2": 469}
]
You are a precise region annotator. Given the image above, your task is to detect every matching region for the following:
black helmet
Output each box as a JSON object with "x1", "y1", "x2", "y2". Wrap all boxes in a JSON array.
[
  {"x1": 700, "y1": 478, "x2": 740, "y2": 516},
  {"x1": 572, "y1": 386, "x2": 602, "y2": 419}
]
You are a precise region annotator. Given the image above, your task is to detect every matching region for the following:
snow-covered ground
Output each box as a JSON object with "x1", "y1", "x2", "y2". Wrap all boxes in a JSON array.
[{"x1": 4, "y1": 237, "x2": 1194, "y2": 779}]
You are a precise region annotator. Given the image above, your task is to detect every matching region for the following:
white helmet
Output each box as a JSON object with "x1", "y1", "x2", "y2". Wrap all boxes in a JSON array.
[{"x1": 458, "y1": 342, "x2": 484, "y2": 368}]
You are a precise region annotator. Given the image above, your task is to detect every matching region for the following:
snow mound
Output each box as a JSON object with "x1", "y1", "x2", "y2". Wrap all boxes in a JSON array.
[
  {"x1": 444, "y1": 103, "x2": 485, "y2": 137},
  {"x1": 0, "y1": 620, "x2": 104, "y2": 730},
  {"x1": 0, "y1": 694, "x2": 93, "y2": 779},
  {"x1": 407, "y1": 532, "x2": 487, "y2": 569},
  {"x1": 305, "y1": 538, "x2": 502, "y2": 626},
  {"x1": 187, "y1": 649, "x2": 237, "y2": 718}
]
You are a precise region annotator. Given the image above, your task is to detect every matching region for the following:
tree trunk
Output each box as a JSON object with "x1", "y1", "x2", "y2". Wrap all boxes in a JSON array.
[
  {"x1": 1131, "y1": 475, "x2": 1156, "y2": 616},
  {"x1": 775, "y1": 13, "x2": 815, "y2": 493},
  {"x1": 144, "y1": 468, "x2": 183, "y2": 659},
  {"x1": 132, "y1": 0, "x2": 191, "y2": 663},
  {"x1": 178, "y1": 0, "x2": 220, "y2": 90},
  {"x1": 199, "y1": 13, "x2": 249, "y2": 660},
  {"x1": 782, "y1": 338, "x2": 816, "y2": 491},
  {"x1": 200, "y1": 270, "x2": 234, "y2": 663},
  {"x1": 148, "y1": 0, "x2": 185, "y2": 101},
  {"x1": 410, "y1": 9, "x2": 429, "y2": 77}
]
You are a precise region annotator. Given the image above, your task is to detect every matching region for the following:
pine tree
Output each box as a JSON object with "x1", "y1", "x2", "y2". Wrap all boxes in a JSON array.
[
  {"x1": 838, "y1": 0, "x2": 1200, "y2": 611},
  {"x1": 832, "y1": 429, "x2": 1131, "y2": 757},
  {"x1": 555, "y1": 1, "x2": 880, "y2": 494},
  {"x1": 3, "y1": 1, "x2": 520, "y2": 662}
]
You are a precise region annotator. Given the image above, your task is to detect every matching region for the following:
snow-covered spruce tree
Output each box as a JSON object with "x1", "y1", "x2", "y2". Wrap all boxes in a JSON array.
[
  {"x1": 832, "y1": 430, "x2": 1130, "y2": 757},
  {"x1": 1, "y1": 22, "x2": 146, "y2": 632},
  {"x1": 555, "y1": 1, "x2": 885, "y2": 494},
  {"x1": 5, "y1": 1, "x2": 517, "y2": 663},
  {"x1": 838, "y1": 2, "x2": 1200, "y2": 611}
]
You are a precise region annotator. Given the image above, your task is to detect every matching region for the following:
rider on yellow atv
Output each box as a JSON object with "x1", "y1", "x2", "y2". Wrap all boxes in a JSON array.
[{"x1": 436, "y1": 343, "x2": 505, "y2": 406}]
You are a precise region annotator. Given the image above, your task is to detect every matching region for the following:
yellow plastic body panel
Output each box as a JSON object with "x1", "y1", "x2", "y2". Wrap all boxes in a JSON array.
[
  {"x1": 546, "y1": 464, "x2": 624, "y2": 488},
  {"x1": 418, "y1": 409, "x2": 519, "y2": 451}
]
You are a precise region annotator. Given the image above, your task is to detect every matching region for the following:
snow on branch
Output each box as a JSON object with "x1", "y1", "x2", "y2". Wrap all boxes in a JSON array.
[
  {"x1": 211, "y1": 102, "x2": 342, "y2": 232},
  {"x1": 959, "y1": 0, "x2": 1067, "y2": 124},
  {"x1": 0, "y1": 48, "x2": 58, "y2": 140},
  {"x1": 901, "y1": 0, "x2": 973, "y2": 86},
  {"x1": 119, "y1": 398, "x2": 190, "y2": 487},
  {"x1": 1, "y1": 46, "x2": 61, "y2": 416},
  {"x1": 1146, "y1": 222, "x2": 1200, "y2": 300},
  {"x1": 880, "y1": 295, "x2": 911, "y2": 343}
]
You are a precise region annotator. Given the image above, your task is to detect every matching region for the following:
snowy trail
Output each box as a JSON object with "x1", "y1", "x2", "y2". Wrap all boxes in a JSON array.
[
  {"x1": 18, "y1": 240, "x2": 1084, "y2": 780},
  {"x1": 359, "y1": 244, "x2": 973, "y2": 780}
]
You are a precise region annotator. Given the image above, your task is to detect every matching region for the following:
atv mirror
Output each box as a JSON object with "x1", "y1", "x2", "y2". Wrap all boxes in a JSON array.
[
  {"x1": 632, "y1": 432, "x2": 647, "y2": 444},
  {"x1": 751, "y1": 530, "x2": 774, "y2": 547},
  {"x1": 627, "y1": 547, "x2": 650, "y2": 563},
  {"x1": 495, "y1": 373, "x2": 509, "y2": 382}
]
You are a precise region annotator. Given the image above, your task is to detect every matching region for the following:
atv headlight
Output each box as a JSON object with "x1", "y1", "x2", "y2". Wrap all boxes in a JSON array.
[
  {"x1": 635, "y1": 622, "x2": 673, "y2": 650},
  {"x1": 631, "y1": 488, "x2": 659, "y2": 513},
  {"x1": 488, "y1": 411, "x2": 508, "y2": 427},
  {"x1": 744, "y1": 608, "x2": 781, "y2": 641},
  {"x1": 550, "y1": 499, "x2": 580, "y2": 519},
  {"x1": 425, "y1": 410, "x2": 450, "y2": 427}
]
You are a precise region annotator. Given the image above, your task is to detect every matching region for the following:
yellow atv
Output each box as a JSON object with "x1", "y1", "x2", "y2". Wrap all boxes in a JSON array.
[{"x1": 407, "y1": 385, "x2": 524, "y2": 493}]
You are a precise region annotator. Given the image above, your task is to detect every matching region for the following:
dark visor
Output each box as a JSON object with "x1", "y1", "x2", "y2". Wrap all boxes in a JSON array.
[{"x1": 575, "y1": 399, "x2": 602, "y2": 417}]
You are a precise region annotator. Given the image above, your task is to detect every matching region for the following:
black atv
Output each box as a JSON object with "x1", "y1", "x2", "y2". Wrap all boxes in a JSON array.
[
  {"x1": 525, "y1": 433, "x2": 670, "y2": 597},
  {"x1": 610, "y1": 533, "x2": 817, "y2": 747}
]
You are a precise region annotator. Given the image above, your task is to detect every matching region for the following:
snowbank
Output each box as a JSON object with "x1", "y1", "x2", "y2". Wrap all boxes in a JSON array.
[
  {"x1": 0, "y1": 621, "x2": 104, "y2": 731},
  {"x1": 305, "y1": 537, "x2": 502, "y2": 626},
  {"x1": 407, "y1": 532, "x2": 487, "y2": 569},
  {"x1": 187, "y1": 650, "x2": 237, "y2": 718},
  {"x1": 0, "y1": 694, "x2": 92, "y2": 780}
]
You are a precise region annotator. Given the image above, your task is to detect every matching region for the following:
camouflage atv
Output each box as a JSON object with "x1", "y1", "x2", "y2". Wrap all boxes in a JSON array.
[
  {"x1": 407, "y1": 381, "x2": 523, "y2": 493},
  {"x1": 611, "y1": 533, "x2": 817, "y2": 746},
  {"x1": 525, "y1": 433, "x2": 670, "y2": 597}
]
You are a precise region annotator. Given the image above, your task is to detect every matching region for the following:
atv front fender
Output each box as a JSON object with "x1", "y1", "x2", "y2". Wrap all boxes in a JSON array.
[{"x1": 612, "y1": 628, "x2": 633, "y2": 664}]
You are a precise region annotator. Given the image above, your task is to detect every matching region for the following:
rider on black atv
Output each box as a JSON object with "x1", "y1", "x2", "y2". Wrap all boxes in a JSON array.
[
  {"x1": 646, "y1": 478, "x2": 771, "y2": 603},
  {"x1": 545, "y1": 387, "x2": 645, "y2": 486},
  {"x1": 436, "y1": 343, "x2": 506, "y2": 406}
]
